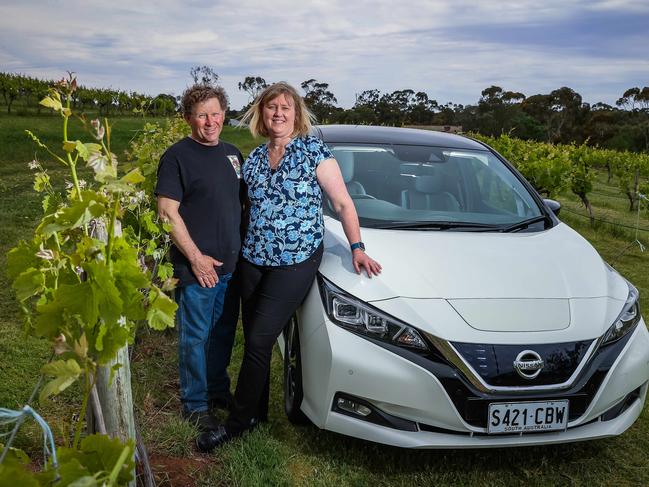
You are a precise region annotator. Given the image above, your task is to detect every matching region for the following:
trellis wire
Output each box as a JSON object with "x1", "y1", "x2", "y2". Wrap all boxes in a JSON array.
[{"x1": 560, "y1": 206, "x2": 649, "y2": 232}]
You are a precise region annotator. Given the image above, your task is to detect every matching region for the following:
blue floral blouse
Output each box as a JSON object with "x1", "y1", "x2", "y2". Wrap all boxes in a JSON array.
[{"x1": 241, "y1": 136, "x2": 334, "y2": 266}]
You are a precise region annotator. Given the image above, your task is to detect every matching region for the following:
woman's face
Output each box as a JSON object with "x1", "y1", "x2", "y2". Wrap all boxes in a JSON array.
[{"x1": 263, "y1": 93, "x2": 296, "y2": 139}]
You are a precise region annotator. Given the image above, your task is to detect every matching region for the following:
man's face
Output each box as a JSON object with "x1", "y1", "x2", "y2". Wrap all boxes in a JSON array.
[{"x1": 186, "y1": 97, "x2": 224, "y2": 145}]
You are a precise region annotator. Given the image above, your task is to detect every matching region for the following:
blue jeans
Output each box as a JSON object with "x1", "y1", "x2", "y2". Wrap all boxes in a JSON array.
[{"x1": 175, "y1": 273, "x2": 239, "y2": 413}]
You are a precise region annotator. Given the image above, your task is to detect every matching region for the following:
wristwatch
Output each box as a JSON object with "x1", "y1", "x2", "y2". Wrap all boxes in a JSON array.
[{"x1": 350, "y1": 241, "x2": 365, "y2": 252}]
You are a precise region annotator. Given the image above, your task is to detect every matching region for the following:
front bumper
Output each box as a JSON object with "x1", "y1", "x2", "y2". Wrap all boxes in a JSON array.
[{"x1": 297, "y1": 286, "x2": 649, "y2": 448}]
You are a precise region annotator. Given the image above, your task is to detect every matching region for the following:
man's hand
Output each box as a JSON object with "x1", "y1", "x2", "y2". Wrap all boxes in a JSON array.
[
  {"x1": 190, "y1": 254, "x2": 223, "y2": 288},
  {"x1": 158, "y1": 196, "x2": 224, "y2": 288},
  {"x1": 352, "y1": 249, "x2": 382, "y2": 278}
]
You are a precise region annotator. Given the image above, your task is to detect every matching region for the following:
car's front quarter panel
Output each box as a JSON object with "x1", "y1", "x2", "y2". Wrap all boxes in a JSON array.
[{"x1": 577, "y1": 319, "x2": 649, "y2": 423}]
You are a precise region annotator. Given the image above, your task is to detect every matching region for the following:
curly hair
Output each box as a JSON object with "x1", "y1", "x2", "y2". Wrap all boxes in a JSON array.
[
  {"x1": 181, "y1": 84, "x2": 229, "y2": 117},
  {"x1": 240, "y1": 82, "x2": 315, "y2": 138}
]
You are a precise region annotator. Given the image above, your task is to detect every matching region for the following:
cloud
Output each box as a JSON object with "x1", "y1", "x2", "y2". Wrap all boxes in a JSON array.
[{"x1": 1, "y1": 0, "x2": 647, "y2": 109}]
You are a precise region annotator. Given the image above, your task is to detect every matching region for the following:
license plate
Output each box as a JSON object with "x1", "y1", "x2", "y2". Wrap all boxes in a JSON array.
[{"x1": 487, "y1": 400, "x2": 569, "y2": 434}]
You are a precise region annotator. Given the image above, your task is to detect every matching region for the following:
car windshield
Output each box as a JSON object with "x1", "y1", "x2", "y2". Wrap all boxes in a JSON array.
[{"x1": 326, "y1": 143, "x2": 546, "y2": 231}]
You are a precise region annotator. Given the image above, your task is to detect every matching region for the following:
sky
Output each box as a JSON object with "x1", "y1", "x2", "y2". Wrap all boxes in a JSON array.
[{"x1": 2, "y1": 0, "x2": 648, "y2": 111}]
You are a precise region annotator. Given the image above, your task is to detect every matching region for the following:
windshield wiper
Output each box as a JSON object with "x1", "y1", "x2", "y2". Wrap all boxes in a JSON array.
[
  {"x1": 498, "y1": 215, "x2": 551, "y2": 233},
  {"x1": 377, "y1": 221, "x2": 500, "y2": 231}
]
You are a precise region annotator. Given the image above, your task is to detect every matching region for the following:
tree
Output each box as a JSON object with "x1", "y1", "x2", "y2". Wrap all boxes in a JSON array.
[
  {"x1": 189, "y1": 65, "x2": 219, "y2": 87},
  {"x1": 547, "y1": 87, "x2": 589, "y2": 144},
  {"x1": 473, "y1": 85, "x2": 527, "y2": 136},
  {"x1": 616, "y1": 87, "x2": 641, "y2": 110},
  {"x1": 238, "y1": 76, "x2": 268, "y2": 104},
  {"x1": 0, "y1": 73, "x2": 20, "y2": 114},
  {"x1": 301, "y1": 79, "x2": 338, "y2": 123},
  {"x1": 409, "y1": 91, "x2": 438, "y2": 125},
  {"x1": 151, "y1": 93, "x2": 178, "y2": 116},
  {"x1": 371, "y1": 89, "x2": 421, "y2": 126}
]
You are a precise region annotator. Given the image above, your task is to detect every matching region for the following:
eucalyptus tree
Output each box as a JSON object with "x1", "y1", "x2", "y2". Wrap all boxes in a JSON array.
[
  {"x1": 189, "y1": 65, "x2": 220, "y2": 87},
  {"x1": 301, "y1": 79, "x2": 338, "y2": 123},
  {"x1": 238, "y1": 76, "x2": 268, "y2": 104}
]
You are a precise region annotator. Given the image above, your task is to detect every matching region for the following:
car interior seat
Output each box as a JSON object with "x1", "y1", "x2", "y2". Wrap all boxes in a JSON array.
[
  {"x1": 334, "y1": 150, "x2": 367, "y2": 196},
  {"x1": 401, "y1": 173, "x2": 461, "y2": 211}
]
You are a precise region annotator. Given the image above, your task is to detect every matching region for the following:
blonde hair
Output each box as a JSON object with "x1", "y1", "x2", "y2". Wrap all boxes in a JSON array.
[{"x1": 240, "y1": 82, "x2": 315, "y2": 138}]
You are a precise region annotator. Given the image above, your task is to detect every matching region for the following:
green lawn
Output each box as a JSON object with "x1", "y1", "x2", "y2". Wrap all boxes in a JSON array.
[{"x1": 1, "y1": 115, "x2": 648, "y2": 486}]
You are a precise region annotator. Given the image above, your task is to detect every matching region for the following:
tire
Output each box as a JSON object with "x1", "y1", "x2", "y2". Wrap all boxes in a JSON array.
[{"x1": 283, "y1": 314, "x2": 310, "y2": 424}]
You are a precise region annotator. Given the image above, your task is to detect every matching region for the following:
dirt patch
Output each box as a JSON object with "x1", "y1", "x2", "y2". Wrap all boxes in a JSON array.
[{"x1": 147, "y1": 452, "x2": 215, "y2": 486}]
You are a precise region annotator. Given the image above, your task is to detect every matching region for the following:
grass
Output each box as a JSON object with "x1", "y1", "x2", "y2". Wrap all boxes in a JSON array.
[{"x1": 1, "y1": 114, "x2": 648, "y2": 486}]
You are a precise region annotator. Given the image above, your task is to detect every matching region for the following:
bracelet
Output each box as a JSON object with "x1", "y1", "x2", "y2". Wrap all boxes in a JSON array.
[{"x1": 350, "y1": 241, "x2": 365, "y2": 252}]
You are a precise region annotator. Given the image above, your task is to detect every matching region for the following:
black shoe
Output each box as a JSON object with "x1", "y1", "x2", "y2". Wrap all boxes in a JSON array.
[
  {"x1": 196, "y1": 425, "x2": 233, "y2": 452},
  {"x1": 208, "y1": 393, "x2": 234, "y2": 412},
  {"x1": 182, "y1": 410, "x2": 219, "y2": 432}
]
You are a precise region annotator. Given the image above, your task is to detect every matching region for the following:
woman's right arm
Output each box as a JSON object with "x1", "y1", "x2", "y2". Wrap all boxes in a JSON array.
[{"x1": 315, "y1": 159, "x2": 382, "y2": 278}]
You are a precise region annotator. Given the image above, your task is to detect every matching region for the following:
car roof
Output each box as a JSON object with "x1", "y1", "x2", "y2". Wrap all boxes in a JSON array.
[{"x1": 315, "y1": 125, "x2": 489, "y2": 151}]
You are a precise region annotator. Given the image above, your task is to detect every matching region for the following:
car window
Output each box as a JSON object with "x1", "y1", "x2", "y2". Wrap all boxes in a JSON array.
[{"x1": 326, "y1": 143, "x2": 544, "y2": 231}]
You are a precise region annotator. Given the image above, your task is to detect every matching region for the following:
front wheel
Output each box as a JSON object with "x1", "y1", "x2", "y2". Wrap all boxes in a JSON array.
[{"x1": 283, "y1": 314, "x2": 310, "y2": 424}]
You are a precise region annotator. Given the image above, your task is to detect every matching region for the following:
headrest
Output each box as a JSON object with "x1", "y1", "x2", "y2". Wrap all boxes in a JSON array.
[
  {"x1": 414, "y1": 175, "x2": 443, "y2": 194},
  {"x1": 400, "y1": 163, "x2": 421, "y2": 176},
  {"x1": 334, "y1": 151, "x2": 354, "y2": 182}
]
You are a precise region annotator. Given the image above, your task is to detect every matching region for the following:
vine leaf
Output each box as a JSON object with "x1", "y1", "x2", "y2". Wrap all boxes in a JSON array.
[
  {"x1": 0, "y1": 465, "x2": 40, "y2": 486},
  {"x1": 34, "y1": 172, "x2": 51, "y2": 192},
  {"x1": 75, "y1": 141, "x2": 102, "y2": 161},
  {"x1": 85, "y1": 262, "x2": 124, "y2": 326},
  {"x1": 87, "y1": 153, "x2": 116, "y2": 181},
  {"x1": 56, "y1": 434, "x2": 135, "y2": 485},
  {"x1": 49, "y1": 458, "x2": 92, "y2": 485},
  {"x1": 146, "y1": 286, "x2": 177, "y2": 330},
  {"x1": 40, "y1": 93, "x2": 63, "y2": 112},
  {"x1": 36, "y1": 283, "x2": 97, "y2": 338},
  {"x1": 0, "y1": 445, "x2": 30, "y2": 465},
  {"x1": 39, "y1": 199, "x2": 105, "y2": 236},
  {"x1": 141, "y1": 211, "x2": 161, "y2": 237},
  {"x1": 120, "y1": 168, "x2": 145, "y2": 185},
  {"x1": 40, "y1": 358, "x2": 82, "y2": 402},
  {"x1": 156, "y1": 262, "x2": 174, "y2": 281},
  {"x1": 7, "y1": 241, "x2": 40, "y2": 281},
  {"x1": 13, "y1": 268, "x2": 46, "y2": 301},
  {"x1": 62, "y1": 141, "x2": 77, "y2": 153}
]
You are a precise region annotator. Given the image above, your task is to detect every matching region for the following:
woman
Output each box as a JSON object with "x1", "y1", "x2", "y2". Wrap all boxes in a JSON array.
[{"x1": 197, "y1": 82, "x2": 381, "y2": 451}]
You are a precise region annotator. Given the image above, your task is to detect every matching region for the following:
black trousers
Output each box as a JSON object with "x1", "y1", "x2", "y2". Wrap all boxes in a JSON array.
[{"x1": 226, "y1": 244, "x2": 323, "y2": 434}]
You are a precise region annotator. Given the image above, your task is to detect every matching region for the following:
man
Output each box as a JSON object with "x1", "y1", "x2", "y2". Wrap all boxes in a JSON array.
[{"x1": 155, "y1": 84, "x2": 244, "y2": 432}]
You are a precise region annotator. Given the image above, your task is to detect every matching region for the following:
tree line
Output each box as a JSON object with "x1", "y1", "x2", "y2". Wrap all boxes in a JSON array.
[
  {"x1": 298, "y1": 81, "x2": 649, "y2": 154},
  {"x1": 3, "y1": 69, "x2": 648, "y2": 154},
  {"x1": 0, "y1": 72, "x2": 177, "y2": 117}
]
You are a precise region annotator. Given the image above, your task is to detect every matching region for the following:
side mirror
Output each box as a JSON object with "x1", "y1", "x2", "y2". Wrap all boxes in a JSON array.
[{"x1": 543, "y1": 199, "x2": 561, "y2": 216}]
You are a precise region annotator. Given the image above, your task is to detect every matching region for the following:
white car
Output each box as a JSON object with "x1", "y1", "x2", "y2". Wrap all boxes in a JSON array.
[{"x1": 279, "y1": 125, "x2": 649, "y2": 448}]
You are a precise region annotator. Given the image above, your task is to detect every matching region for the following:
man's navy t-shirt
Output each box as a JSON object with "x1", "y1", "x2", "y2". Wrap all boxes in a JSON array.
[{"x1": 155, "y1": 136, "x2": 244, "y2": 285}]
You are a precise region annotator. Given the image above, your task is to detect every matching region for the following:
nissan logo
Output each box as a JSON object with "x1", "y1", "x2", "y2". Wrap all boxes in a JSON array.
[{"x1": 513, "y1": 350, "x2": 544, "y2": 380}]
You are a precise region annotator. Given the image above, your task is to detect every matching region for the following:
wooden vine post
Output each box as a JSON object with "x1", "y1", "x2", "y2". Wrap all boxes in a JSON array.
[{"x1": 91, "y1": 220, "x2": 137, "y2": 487}]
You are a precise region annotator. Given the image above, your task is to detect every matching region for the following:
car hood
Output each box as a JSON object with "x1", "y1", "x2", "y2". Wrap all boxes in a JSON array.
[{"x1": 321, "y1": 219, "x2": 628, "y2": 303}]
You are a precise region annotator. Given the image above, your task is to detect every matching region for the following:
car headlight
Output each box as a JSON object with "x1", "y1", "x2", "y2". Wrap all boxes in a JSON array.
[
  {"x1": 602, "y1": 281, "x2": 641, "y2": 346},
  {"x1": 317, "y1": 274, "x2": 428, "y2": 351}
]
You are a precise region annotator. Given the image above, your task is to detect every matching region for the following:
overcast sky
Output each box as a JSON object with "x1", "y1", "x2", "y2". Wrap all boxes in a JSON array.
[{"x1": 2, "y1": 0, "x2": 648, "y2": 111}]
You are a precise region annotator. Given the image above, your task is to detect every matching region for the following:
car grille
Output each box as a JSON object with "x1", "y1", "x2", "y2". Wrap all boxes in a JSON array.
[
  {"x1": 450, "y1": 340, "x2": 593, "y2": 387},
  {"x1": 434, "y1": 333, "x2": 631, "y2": 428},
  {"x1": 357, "y1": 323, "x2": 634, "y2": 431}
]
